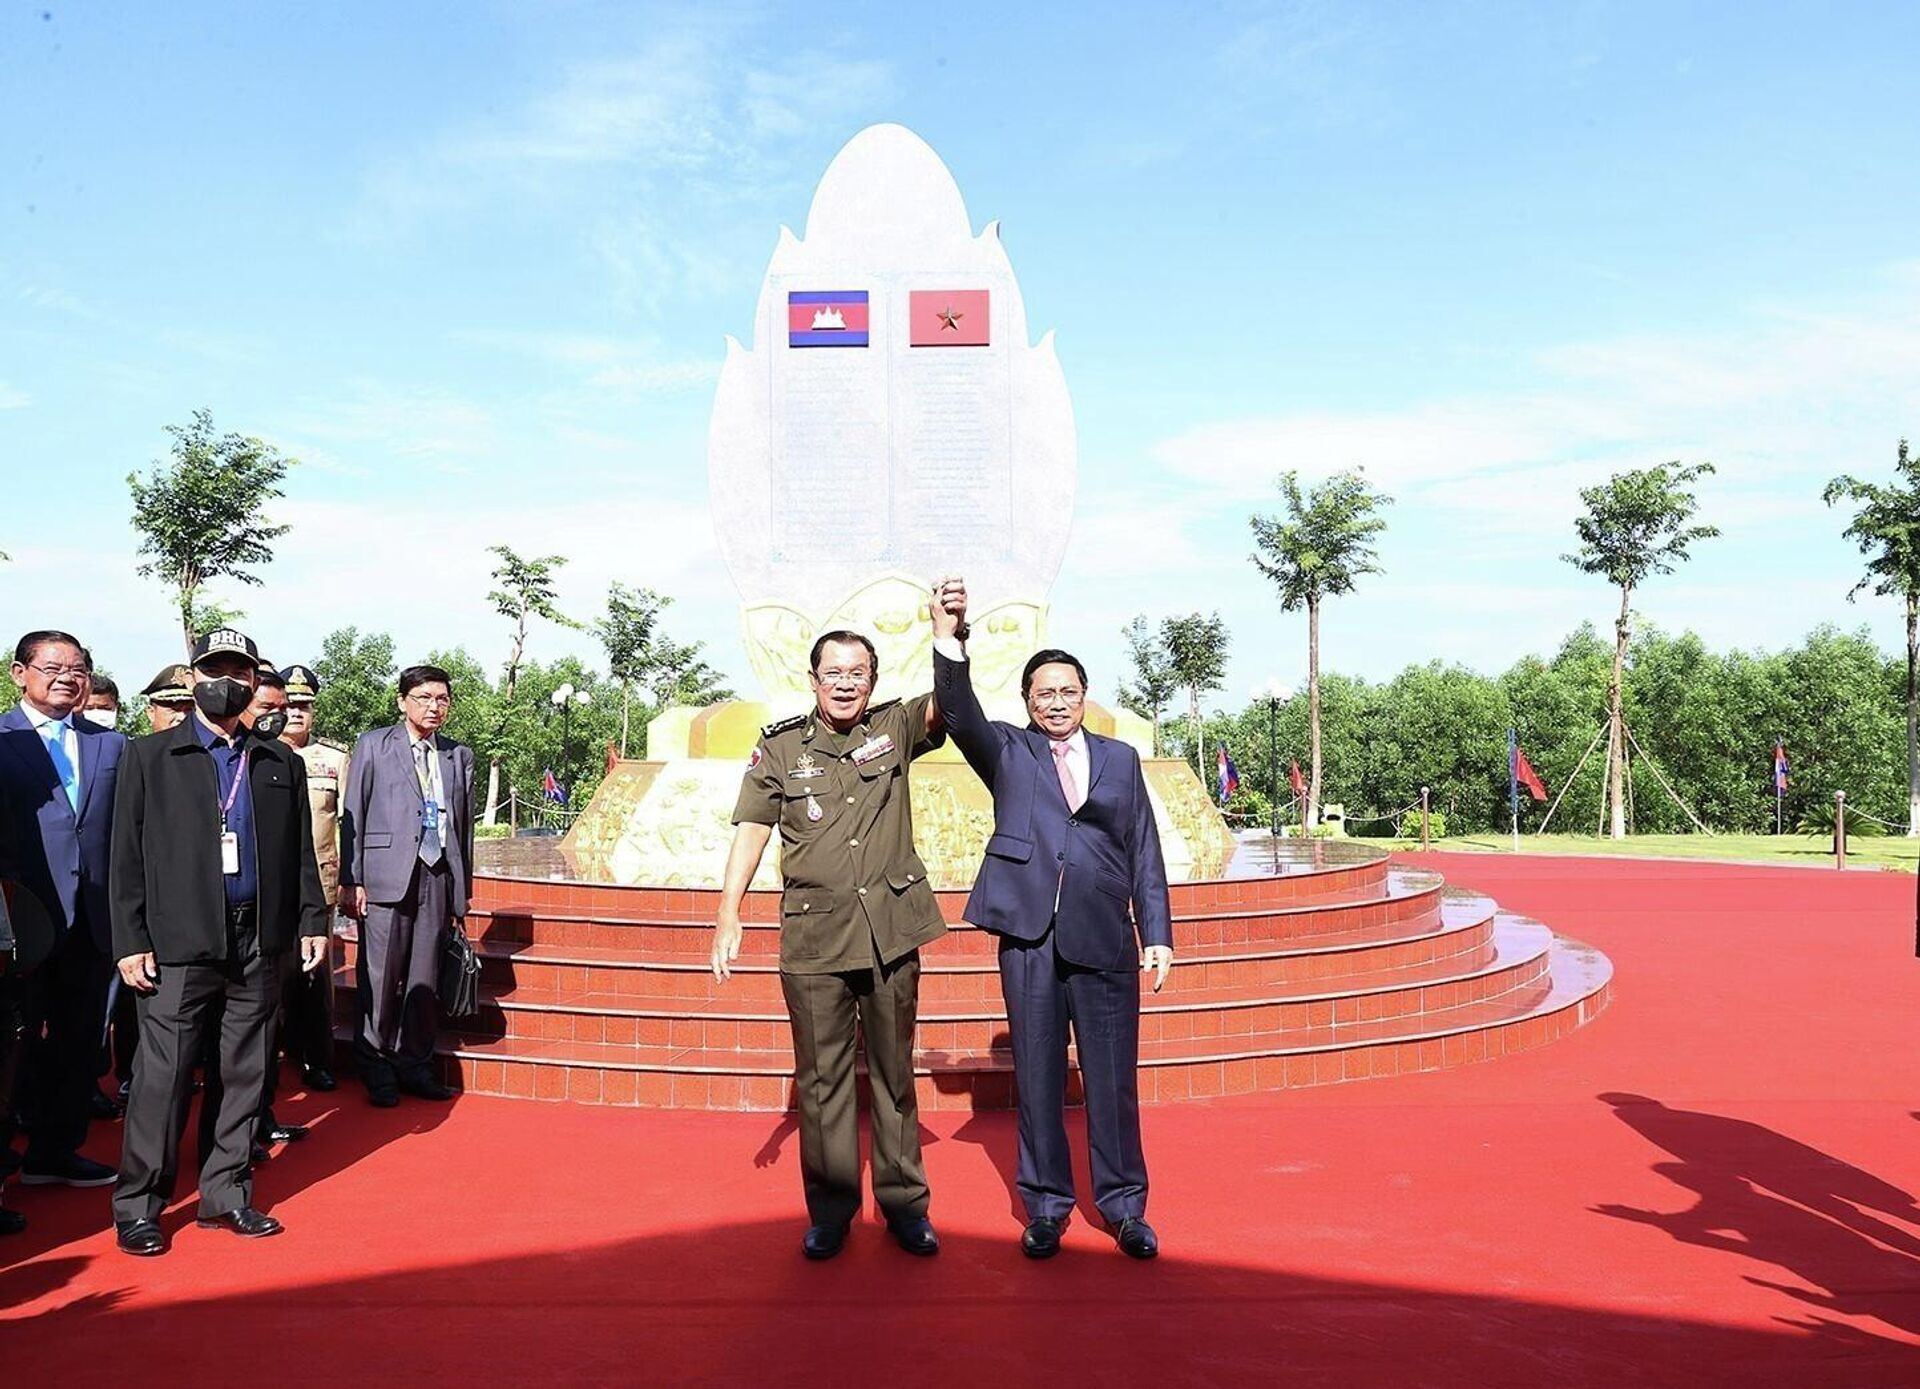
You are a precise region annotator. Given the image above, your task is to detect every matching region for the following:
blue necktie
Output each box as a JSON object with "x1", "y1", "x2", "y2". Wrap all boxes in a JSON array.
[{"x1": 42, "y1": 719, "x2": 79, "y2": 814}]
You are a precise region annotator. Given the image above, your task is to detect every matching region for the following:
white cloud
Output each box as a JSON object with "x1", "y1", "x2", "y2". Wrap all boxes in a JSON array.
[{"x1": 0, "y1": 381, "x2": 28, "y2": 409}]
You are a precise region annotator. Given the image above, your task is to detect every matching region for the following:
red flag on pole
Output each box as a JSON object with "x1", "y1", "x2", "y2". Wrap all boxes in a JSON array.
[
  {"x1": 1288, "y1": 761, "x2": 1305, "y2": 796},
  {"x1": 1514, "y1": 745, "x2": 1548, "y2": 801}
]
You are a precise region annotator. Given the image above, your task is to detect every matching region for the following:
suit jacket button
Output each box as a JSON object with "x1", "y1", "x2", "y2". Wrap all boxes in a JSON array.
[
  {"x1": 1067, "y1": 817, "x2": 1077, "y2": 827},
  {"x1": 1055, "y1": 852, "x2": 1065, "y2": 862},
  {"x1": 857, "y1": 886, "x2": 868, "y2": 897}
]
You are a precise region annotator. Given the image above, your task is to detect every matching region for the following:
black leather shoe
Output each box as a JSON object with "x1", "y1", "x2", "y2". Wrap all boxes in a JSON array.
[
  {"x1": 250, "y1": 1142, "x2": 271, "y2": 1165},
  {"x1": 887, "y1": 1214, "x2": 940, "y2": 1256},
  {"x1": 116, "y1": 1218, "x2": 165, "y2": 1256},
  {"x1": 197, "y1": 1206, "x2": 283, "y2": 1238},
  {"x1": 367, "y1": 1083, "x2": 400, "y2": 1108},
  {"x1": 0, "y1": 1206, "x2": 26, "y2": 1236},
  {"x1": 398, "y1": 1073, "x2": 455, "y2": 1101},
  {"x1": 264, "y1": 1123, "x2": 309, "y2": 1144},
  {"x1": 303, "y1": 1067, "x2": 338, "y2": 1092},
  {"x1": 21, "y1": 1153, "x2": 116, "y2": 1187},
  {"x1": 89, "y1": 1087, "x2": 122, "y2": 1119},
  {"x1": 801, "y1": 1223, "x2": 849, "y2": 1260},
  {"x1": 1114, "y1": 1216, "x2": 1159, "y2": 1259},
  {"x1": 1022, "y1": 1216, "x2": 1064, "y2": 1259}
]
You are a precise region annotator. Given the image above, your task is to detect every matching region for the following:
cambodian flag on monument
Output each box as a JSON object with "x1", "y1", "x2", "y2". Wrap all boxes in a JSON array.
[
  {"x1": 787, "y1": 290, "x2": 869, "y2": 347},
  {"x1": 1216, "y1": 746, "x2": 1240, "y2": 804},
  {"x1": 909, "y1": 289, "x2": 991, "y2": 346}
]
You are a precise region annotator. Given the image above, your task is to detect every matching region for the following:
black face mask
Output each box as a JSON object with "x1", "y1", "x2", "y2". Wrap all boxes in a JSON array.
[
  {"x1": 192, "y1": 677, "x2": 253, "y2": 720},
  {"x1": 252, "y1": 710, "x2": 288, "y2": 741}
]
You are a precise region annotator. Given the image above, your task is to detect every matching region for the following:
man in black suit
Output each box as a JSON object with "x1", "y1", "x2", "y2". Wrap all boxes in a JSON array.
[
  {"x1": 930, "y1": 579, "x2": 1174, "y2": 1259},
  {"x1": 109, "y1": 629, "x2": 327, "y2": 1256}
]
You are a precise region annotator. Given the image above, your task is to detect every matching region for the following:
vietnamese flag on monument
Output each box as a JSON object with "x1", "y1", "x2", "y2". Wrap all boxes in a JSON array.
[
  {"x1": 1514, "y1": 745, "x2": 1548, "y2": 802},
  {"x1": 1288, "y1": 761, "x2": 1306, "y2": 797},
  {"x1": 909, "y1": 289, "x2": 990, "y2": 346}
]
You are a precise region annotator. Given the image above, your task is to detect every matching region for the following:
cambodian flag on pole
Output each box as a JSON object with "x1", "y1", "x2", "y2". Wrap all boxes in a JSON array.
[
  {"x1": 542, "y1": 768, "x2": 567, "y2": 806},
  {"x1": 1216, "y1": 746, "x2": 1240, "y2": 804},
  {"x1": 1773, "y1": 742, "x2": 1790, "y2": 792}
]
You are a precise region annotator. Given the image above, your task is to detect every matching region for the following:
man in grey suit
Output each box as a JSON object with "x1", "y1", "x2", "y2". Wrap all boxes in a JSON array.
[{"x1": 338, "y1": 663, "x2": 474, "y2": 1108}]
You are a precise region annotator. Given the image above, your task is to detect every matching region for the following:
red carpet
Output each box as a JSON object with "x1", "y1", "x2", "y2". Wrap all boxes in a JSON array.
[{"x1": 4, "y1": 854, "x2": 1919, "y2": 1387}]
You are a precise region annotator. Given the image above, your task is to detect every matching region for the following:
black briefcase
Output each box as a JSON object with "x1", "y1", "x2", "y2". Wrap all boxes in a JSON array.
[{"x1": 439, "y1": 920, "x2": 482, "y2": 1019}]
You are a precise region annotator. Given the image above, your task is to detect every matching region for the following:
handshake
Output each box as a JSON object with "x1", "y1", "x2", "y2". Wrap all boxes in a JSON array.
[{"x1": 929, "y1": 575, "x2": 970, "y2": 643}]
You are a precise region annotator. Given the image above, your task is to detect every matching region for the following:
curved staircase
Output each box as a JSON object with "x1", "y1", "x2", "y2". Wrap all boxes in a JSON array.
[{"x1": 341, "y1": 839, "x2": 1611, "y2": 1110}]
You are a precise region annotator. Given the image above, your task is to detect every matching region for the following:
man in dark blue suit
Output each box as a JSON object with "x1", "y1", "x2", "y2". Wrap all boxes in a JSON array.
[
  {"x1": 0, "y1": 630, "x2": 125, "y2": 1189},
  {"x1": 929, "y1": 579, "x2": 1173, "y2": 1259}
]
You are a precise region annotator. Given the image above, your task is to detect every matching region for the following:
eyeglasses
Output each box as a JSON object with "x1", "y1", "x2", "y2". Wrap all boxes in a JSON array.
[
  {"x1": 406, "y1": 693, "x2": 452, "y2": 707},
  {"x1": 26, "y1": 664, "x2": 88, "y2": 679},
  {"x1": 1029, "y1": 688, "x2": 1086, "y2": 707},
  {"x1": 814, "y1": 670, "x2": 873, "y2": 689}
]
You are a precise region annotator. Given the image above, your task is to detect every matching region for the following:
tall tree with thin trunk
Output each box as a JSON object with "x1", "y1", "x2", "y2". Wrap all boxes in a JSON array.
[
  {"x1": 128, "y1": 409, "x2": 294, "y2": 656},
  {"x1": 484, "y1": 545, "x2": 578, "y2": 824},
  {"x1": 1118, "y1": 613, "x2": 1178, "y2": 756},
  {"x1": 1160, "y1": 613, "x2": 1230, "y2": 786},
  {"x1": 1250, "y1": 468, "x2": 1391, "y2": 829},
  {"x1": 1824, "y1": 439, "x2": 1920, "y2": 836},
  {"x1": 1563, "y1": 461, "x2": 1718, "y2": 840},
  {"x1": 595, "y1": 582, "x2": 668, "y2": 757}
]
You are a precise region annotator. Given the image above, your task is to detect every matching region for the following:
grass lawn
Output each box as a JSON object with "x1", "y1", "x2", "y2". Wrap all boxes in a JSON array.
[{"x1": 1380, "y1": 829, "x2": 1920, "y2": 871}]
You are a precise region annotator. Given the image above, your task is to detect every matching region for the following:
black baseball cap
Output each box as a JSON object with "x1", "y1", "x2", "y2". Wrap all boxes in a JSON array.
[{"x1": 191, "y1": 628, "x2": 260, "y2": 666}]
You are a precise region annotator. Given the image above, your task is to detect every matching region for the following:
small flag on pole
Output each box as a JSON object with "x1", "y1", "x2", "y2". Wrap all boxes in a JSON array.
[
  {"x1": 1288, "y1": 760, "x2": 1305, "y2": 797},
  {"x1": 1513, "y1": 744, "x2": 1548, "y2": 802},
  {"x1": 1216, "y1": 746, "x2": 1240, "y2": 803},
  {"x1": 542, "y1": 768, "x2": 567, "y2": 806},
  {"x1": 1773, "y1": 742, "x2": 1790, "y2": 793}
]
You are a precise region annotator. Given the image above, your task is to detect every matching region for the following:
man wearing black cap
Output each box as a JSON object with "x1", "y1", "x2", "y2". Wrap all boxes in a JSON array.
[
  {"x1": 109, "y1": 628, "x2": 327, "y2": 1256},
  {"x1": 139, "y1": 664, "x2": 194, "y2": 735}
]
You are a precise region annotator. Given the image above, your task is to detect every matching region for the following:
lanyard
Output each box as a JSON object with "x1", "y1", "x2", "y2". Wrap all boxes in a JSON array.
[{"x1": 218, "y1": 747, "x2": 250, "y2": 830}]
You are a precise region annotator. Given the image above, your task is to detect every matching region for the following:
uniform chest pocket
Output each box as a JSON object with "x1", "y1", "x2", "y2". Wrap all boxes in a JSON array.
[{"x1": 856, "y1": 755, "x2": 898, "y2": 781}]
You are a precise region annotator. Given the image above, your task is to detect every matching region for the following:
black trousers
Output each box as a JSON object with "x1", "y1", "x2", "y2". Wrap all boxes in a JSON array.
[
  {"x1": 780, "y1": 951, "x2": 927, "y2": 1229},
  {"x1": 0, "y1": 967, "x2": 24, "y2": 1162},
  {"x1": 999, "y1": 928, "x2": 1148, "y2": 1224},
  {"x1": 258, "y1": 929, "x2": 334, "y2": 1132},
  {"x1": 20, "y1": 923, "x2": 110, "y2": 1163},
  {"x1": 114, "y1": 908, "x2": 283, "y2": 1222}
]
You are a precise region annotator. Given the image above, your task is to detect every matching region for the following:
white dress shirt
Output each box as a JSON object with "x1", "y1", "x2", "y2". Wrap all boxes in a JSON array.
[
  {"x1": 407, "y1": 729, "x2": 445, "y2": 811},
  {"x1": 20, "y1": 700, "x2": 80, "y2": 801}
]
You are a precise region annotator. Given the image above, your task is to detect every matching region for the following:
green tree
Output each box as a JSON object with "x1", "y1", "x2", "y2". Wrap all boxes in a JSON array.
[
  {"x1": 646, "y1": 636, "x2": 734, "y2": 710},
  {"x1": 483, "y1": 545, "x2": 579, "y2": 823},
  {"x1": 1117, "y1": 614, "x2": 1177, "y2": 756},
  {"x1": 1249, "y1": 468, "x2": 1392, "y2": 829},
  {"x1": 311, "y1": 626, "x2": 399, "y2": 746},
  {"x1": 127, "y1": 409, "x2": 295, "y2": 657},
  {"x1": 1159, "y1": 612, "x2": 1230, "y2": 786},
  {"x1": 1824, "y1": 439, "x2": 1920, "y2": 835},
  {"x1": 1563, "y1": 461, "x2": 1718, "y2": 839},
  {"x1": 596, "y1": 582, "x2": 668, "y2": 757}
]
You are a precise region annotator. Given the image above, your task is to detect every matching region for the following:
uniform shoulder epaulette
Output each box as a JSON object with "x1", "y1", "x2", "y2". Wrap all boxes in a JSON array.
[
  {"x1": 866, "y1": 698, "x2": 901, "y2": 715},
  {"x1": 760, "y1": 713, "x2": 807, "y2": 738},
  {"x1": 318, "y1": 738, "x2": 348, "y2": 753}
]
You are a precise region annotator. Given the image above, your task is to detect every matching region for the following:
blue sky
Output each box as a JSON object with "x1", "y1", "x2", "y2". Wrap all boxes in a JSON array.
[{"x1": 3, "y1": 2, "x2": 1917, "y2": 712}]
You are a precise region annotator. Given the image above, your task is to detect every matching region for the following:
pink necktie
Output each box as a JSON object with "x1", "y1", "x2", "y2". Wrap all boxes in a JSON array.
[{"x1": 1052, "y1": 739, "x2": 1082, "y2": 811}]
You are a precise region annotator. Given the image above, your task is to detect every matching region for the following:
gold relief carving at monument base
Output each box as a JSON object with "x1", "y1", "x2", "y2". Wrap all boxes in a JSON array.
[
  {"x1": 742, "y1": 573, "x2": 1043, "y2": 705},
  {"x1": 561, "y1": 756, "x2": 1231, "y2": 890}
]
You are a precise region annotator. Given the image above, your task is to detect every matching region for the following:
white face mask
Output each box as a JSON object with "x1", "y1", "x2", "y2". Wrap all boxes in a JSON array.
[{"x1": 82, "y1": 709, "x2": 118, "y2": 729}]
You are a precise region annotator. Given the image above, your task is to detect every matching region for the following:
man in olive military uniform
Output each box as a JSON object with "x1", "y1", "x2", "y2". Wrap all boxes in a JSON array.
[
  {"x1": 712, "y1": 607, "x2": 962, "y2": 1262},
  {"x1": 276, "y1": 664, "x2": 346, "y2": 1091},
  {"x1": 139, "y1": 664, "x2": 195, "y2": 735}
]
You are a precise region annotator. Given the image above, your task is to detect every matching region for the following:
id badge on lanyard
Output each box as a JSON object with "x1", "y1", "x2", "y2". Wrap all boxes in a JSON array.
[
  {"x1": 422, "y1": 798, "x2": 441, "y2": 833},
  {"x1": 219, "y1": 749, "x2": 250, "y2": 876}
]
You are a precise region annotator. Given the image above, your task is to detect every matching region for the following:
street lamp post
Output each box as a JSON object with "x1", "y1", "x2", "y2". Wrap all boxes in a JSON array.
[
  {"x1": 1251, "y1": 678, "x2": 1291, "y2": 848},
  {"x1": 550, "y1": 683, "x2": 593, "y2": 814}
]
